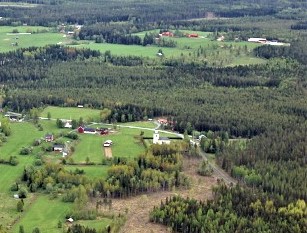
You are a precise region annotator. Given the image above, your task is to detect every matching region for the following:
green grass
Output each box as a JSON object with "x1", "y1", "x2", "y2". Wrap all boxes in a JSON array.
[
  {"x1": 65, "y1": 165, "x2": 109, "y2": 179},
  {"x1": 0, "y1": 122, "x2": 44, "y2": 160},
  {"x1": 0, "y1": 26, "x2": 69, "y2": 53},
  {"x1": 11, "y1": 195, "x2": 72, "y2": 233},
  {"x1": 75, "y1": 29, "x2": 265, "y2": 66},
  {"x1": 118, "y1": 121, "x2": 157, "y2": 129},
  {"x1": 41, "y1": 106, "x2": 102, "y2": 122}
]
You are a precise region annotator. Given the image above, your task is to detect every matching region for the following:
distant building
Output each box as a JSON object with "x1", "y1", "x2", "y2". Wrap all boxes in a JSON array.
[
  {"x1": 160, "y1": 31, "x2": 174, "y2": 37},
  {"x1": 187, "y1": 33, "x2": 199, "y2": 38},
  {"x1": 247, "y1": 38, "x2": 267, "y2": 43},
  {"x1": 153, "y1": 130, "x2": 170, "y2": 145},
  {"x1": 53, "y1": 144, "x2": 64, "y2": 152},
  {"x1": 78, "y1": 126, "x2": 96, "y2": 134},
  {"x1": 45, "y1": 134, "x2": 54, "y2": 142}
]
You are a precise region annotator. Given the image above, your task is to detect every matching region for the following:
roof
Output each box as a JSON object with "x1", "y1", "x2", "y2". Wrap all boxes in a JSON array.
[
  {"x1": 84, "y1": 128, "x2": 96, "y2": 132},
  {"x1": 45, "y1": 134, "x2": 53, "y2": 137},
  {"x1": 53, "y1": 144, "x2": 64, "y2": 148},
  {"x1": 159, "y1": 137, "x2": 170, "y2": 141}
]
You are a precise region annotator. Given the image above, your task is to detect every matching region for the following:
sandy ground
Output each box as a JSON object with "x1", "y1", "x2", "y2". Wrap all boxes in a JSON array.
[
  {"x1": 104, "y1": 147, "x2": 112, "y2": 158},
  {"x1": 95, "y1": 157, "x2": 218, "y2": 233}
]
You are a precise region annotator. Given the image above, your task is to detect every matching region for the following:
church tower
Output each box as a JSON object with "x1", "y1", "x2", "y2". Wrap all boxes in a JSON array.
[{"x1": 153, "y1": 130, "x2": 159, "y2": 144}]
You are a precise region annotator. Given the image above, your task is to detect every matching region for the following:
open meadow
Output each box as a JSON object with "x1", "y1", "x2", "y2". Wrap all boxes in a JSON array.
[
  {"x1": 75, "y1": 29, "x2": 265, "y2": 66},
  {"x1": 41, "y1": 106, "x2": 103, "y2": 122},
  {"x1": 0, "y1": 26, "x2": 70, "y2": 53},
  {"x1": 11, "y1": 195, "x2": 72, "y2": 233}
]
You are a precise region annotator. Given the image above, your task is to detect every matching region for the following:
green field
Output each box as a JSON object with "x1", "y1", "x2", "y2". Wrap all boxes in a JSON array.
[
  {"x1": 0, "y1": 26, "x2": 69, "y2": 53},
  {"x1": 118, "y1": 121, "x2": 157, "y2": 129},
  {"x1": 0, "y1": 122, "x2": 53, "y2": 227},
  {"x1": 65, "y1": 165, "x2": 109, "y2": 179},
  {"x1": 74, "y1": 29, "x2": 265, "y2": 66},
  {"x1": 11, "y1": 195, "x2": 72, "y2": 233},
  {"x1": 41, "y1": 106, "x2": 102, "y2": 122}
]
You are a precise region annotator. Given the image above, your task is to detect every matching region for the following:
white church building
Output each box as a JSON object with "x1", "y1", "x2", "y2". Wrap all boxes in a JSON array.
[{"x1": 153, "y1": 130, "x2": 171, "y2": 145}]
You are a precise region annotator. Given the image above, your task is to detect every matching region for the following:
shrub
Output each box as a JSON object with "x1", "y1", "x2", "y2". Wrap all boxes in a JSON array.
[
  {"x1": 20, "y1": 147, "x2": 31, "y2": 155},
  {"x1": 18, "y1": 188, "x2": 28, "y2": 198}
]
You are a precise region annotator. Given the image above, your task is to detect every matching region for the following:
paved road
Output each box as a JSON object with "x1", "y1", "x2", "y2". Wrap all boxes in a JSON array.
[{"x1": 199, "y1": 149, "x2": 237, "y2": 186}]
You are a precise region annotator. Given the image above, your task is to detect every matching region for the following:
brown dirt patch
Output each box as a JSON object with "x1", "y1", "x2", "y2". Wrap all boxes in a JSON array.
[
  {"x1": 104, "y1": 147, "x2": 112, "y2": 158},
  {"x1": 96, "y1": 157, "x2": 217, "y2": 233}
]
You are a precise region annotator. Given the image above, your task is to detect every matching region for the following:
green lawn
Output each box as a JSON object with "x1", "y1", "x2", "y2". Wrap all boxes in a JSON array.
[
  {"x1": 0, "y1": 26, "x2": 69, "y2": 53},
  {"x1": 41, "y1": 106, "x2": 102, "y2": 122},
  {"x1": 65, "y1": 165, "x2": 109, "y2": 179},
  {"x1": 118, "y1": 121, "x2": 157, "y2": 129},
  {"x1": 11, "y1": 195, "x2": 72, "y2": 233}
]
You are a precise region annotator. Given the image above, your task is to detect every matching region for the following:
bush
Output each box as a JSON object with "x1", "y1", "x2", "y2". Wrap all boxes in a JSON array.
[
  {"x1": 34, "y1": 159, "x2": 43, "y2": 166},
  {"x1": 20, "y1": 147, "x2": 31, "y2": 155},
  {"x1": 10, "y1": 183, "x2": 19, "y2": 192},
  {"x1": 18, "y1": 188, "x2": 28, "y2": 198},
  {"x1": 66, "y1": 132, "x2": 78, "y2": 140},
  {"x1": 197, "y1": 160, "x2": 213, "y2": 176},
  {"x1": 9, "y1": 156, "x2": 19, "y2": 166}
]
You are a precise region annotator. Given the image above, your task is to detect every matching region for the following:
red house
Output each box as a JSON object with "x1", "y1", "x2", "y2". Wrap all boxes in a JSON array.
[
  {"x1": 188, "y1": 33, "x2": 199, "y2": 38},
  {"x1": 161, "y1": 31, "x2": 174, "y2": 37},
  {"x1": 78, "y1": 126, "x2": 84, "y2": 133},
  {"x1": 45, "y1": 134, "x2": 54, "y2": 142}
]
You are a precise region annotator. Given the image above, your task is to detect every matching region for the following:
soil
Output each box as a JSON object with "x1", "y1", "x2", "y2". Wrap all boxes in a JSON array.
[{"x1": 104, "y1": 147, "x2": 112, "y2": 158}]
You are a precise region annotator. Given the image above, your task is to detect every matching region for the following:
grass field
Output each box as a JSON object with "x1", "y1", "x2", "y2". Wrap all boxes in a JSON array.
[
  {"x1": 65, "y1": 165, "x2": 109, "y2": 179},
  {"x1": 11, "y1": 195, "x2": 72, "y2": 233},
  {"x1": 0, "y1": 26, "x2": 70, "y2": 53},
  {"x1": 74, "y1": 29, "x2": 265, "y2": 66},
  {"x1": 41, "y1": 106, "x2": 102, "y2": 122},
  {"x1": 118, "y1": 121, "x2": 157, "y2": 129}
]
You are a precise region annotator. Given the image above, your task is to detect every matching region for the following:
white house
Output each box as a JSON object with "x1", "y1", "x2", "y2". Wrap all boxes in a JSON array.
[
  {"x1": 153, "y1": 130, "x2": 170, "y2": 145},
  {"x1": 247, "y1": 38, "x2": 267, "y2": 43}
]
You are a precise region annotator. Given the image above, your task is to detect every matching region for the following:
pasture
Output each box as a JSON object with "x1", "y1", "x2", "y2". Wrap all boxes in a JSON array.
[
  {"x1": 11, "y1": 195, "x2": 72, "y2": 233},
  {"x1": 65, "y1": 165, "x2": 109, "y2": 179},
  {"x1": 0, "y1": 26, "x2": 69, "y2": 53},
  {"x1": 76, "y1": 29, "x2": 265, "y2": 66},
  {"x1": 41, "y1": 106, "x2": 103, "y2": 122}
]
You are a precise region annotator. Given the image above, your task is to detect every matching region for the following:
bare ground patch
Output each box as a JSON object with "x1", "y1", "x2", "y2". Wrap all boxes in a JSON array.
[
  {"x1": 95, "y1": 157, "x2": 217, "y2": 233},
  {"x1": 104, "y1": 147, "x2": 112, "y2": 158}
]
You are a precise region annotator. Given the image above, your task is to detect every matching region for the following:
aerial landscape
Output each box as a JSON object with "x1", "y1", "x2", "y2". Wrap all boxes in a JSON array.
[{"x1": 0, "y1": 0, "x2": 306, "y2": 232}]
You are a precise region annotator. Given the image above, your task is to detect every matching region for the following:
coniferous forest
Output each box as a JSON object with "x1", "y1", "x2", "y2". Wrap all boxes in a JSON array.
[{"x1": 0, "y1": 0, "x2": 307, "y2": 233}]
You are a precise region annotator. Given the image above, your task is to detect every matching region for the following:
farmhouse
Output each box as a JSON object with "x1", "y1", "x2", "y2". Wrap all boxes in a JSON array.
[
  {"x1": 78, "y1": 126, "x2": 96, "y2": 134},
  {"x1": 53, "y1": 144, "x2": 64, "y2": 152},
  {"x1": 153, "y1": 130, "x2": 171, "y2": 145},
  {"x1": 96, "y1": 127, "x2": 109, "y2": 135},
  {"x1": 62, "y1": 120, "x2": 72, "y2": 128},
  {"x1": 187, "y1": 33, "x2": 199, "y2": 38},
  {"x1": 160, "y1": 31, "x2": 174, "y2": 37},
  {"x1": 45, "y1": 134, "x2": 54, "y2": 142}
]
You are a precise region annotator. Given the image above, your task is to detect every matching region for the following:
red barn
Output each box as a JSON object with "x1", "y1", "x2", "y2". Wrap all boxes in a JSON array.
[
  {"x1": 78, "y1": 126, "x2": 84, "y2": 133},
  {"x1": 188, "y1": 33, "x2": 199, "y2": 38},
  {"x1": 161, "y1": 31, "x2": 174, "y2": 37}
]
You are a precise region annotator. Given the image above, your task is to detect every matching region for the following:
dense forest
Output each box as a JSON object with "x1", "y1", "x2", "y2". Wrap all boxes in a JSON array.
[
  {"x1": 0, "y1": 0, "x2": 307, "y2": 232},
  {"x1": 1, "y1": 0, "x2": 306, "y2": 27},
  {"x1": 1, "y1": 44, "x2": 306, "y2": 137},
  {"x1": 150, "y1": 183, "x2": 307, "y2": 233}
]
